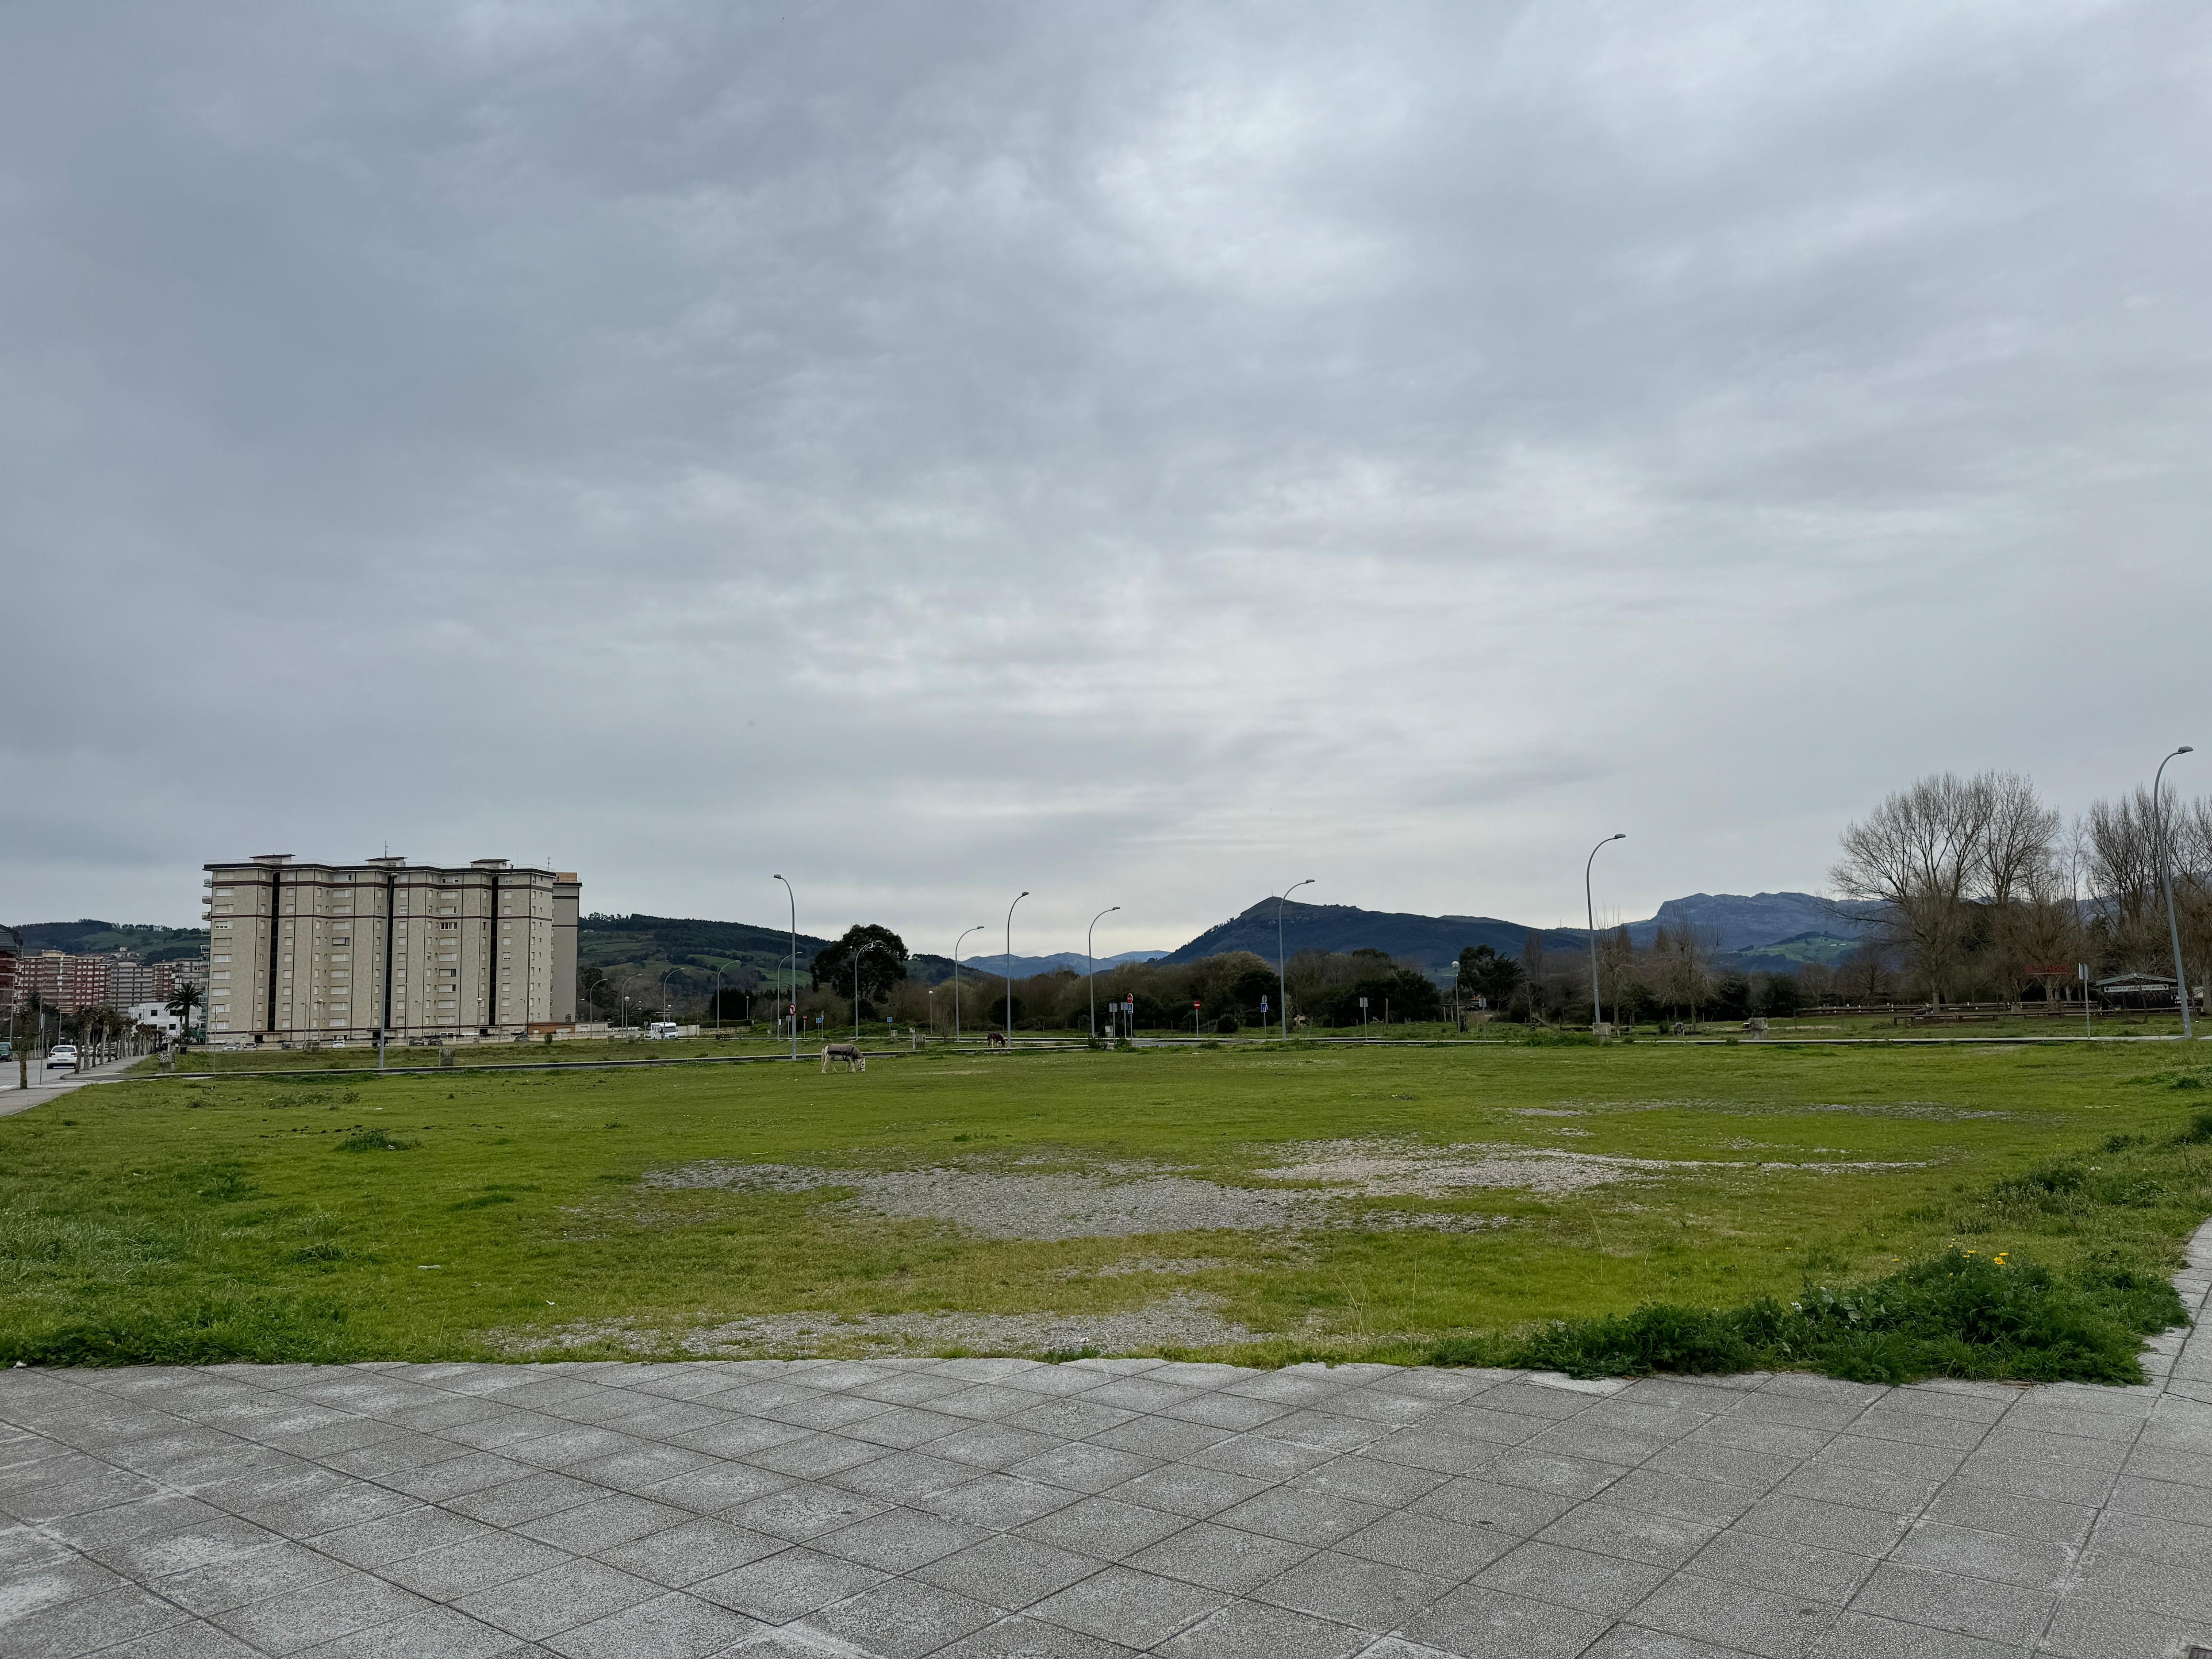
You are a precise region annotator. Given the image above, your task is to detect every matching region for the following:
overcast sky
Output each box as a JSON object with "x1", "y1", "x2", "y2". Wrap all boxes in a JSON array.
[{"x1": 4, "y1": 1, "x2": 2207, "y2": 953}]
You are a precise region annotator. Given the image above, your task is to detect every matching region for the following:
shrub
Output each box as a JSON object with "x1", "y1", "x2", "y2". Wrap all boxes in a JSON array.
[
  {"x1": 337, "y1": 1128, "x2": 415, "y2": 1153},
  {"x1": 1454, "y1": 1248, "x2": 2182, "y2": 1387}
]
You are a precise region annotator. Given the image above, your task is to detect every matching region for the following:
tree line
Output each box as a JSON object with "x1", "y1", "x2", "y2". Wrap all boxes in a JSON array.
[{"x1": 1827, "y1": 769, "x2": 2212, "y2": 1006}]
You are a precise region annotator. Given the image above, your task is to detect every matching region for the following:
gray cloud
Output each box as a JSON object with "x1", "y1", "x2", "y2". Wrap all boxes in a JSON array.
[{"x1": 5, "y1": 1, "x2": 2206, "y2": 949}]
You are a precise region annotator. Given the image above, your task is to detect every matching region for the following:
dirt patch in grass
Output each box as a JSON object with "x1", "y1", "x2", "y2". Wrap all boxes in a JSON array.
[
  {"x1": 497, "y1": 1290, "x2": 1260, "y2": 1359},
  {"x1": 1060, "y1": 1256, "x2": 1229, "y2": 1279},
  {"x1": 647, "y1": 1159, "x2": 1509, "y2": 1239},
  {"x1": 1252, "y1": 1138, "x2": 1926, "y2": 1197}
]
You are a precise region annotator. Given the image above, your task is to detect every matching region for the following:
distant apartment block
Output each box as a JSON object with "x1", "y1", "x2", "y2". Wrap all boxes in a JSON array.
[
  {"x1": 9, "y1": 949, "x2": 199, "y2": 1014},
  {"x1": 19, "y1": 950, "x2": 120, "y2": 1012},
  {"x1": 201, "y1": 856, "x2": 579, "y2": 1044},
  {"x1": 0, "y1": 927, "x2": 18, "y2": 1015}
]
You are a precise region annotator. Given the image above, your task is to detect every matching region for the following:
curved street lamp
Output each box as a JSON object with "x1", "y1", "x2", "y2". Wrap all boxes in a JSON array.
[
  {"x1": 1004, "y1": 891, "x2": 1029, "y2": 1046},
  {"x1": 1088, "y1": 906, "x2": 1121, "y2": 1040},
  {"x1": 773, "y1": 875, "x2": 799, "y2": 1060},
  {"x1": 851, "y1": 939, "x2": 891, "y2": 1042},
  {"x1": 1276, "y1": 879, "x2": 1314, "y2": 1040},
  {"x1": 2154, "y1": 747, "x2": 2196, "y2": 1039},
  {"x1": 1586, "y1": 834, "x2": 1626, "y2": 1033},
  {"x1": 952, "y1": 924, "x2": 984, "y2": 1044}
]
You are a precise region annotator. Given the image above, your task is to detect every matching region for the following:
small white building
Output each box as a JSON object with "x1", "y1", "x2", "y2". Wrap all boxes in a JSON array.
[{"x1": 129, "y1": 1002, "x2": 185, "y2": 1037}]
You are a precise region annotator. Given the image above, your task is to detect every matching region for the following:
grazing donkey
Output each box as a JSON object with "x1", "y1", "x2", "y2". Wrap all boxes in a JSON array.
[
  {"x1": 986, "y1": 1031, "x2": 1010, "y2": 1049},
  {"x1": 821, "y1": 1042, "x2": 866, "y2": 1072}
]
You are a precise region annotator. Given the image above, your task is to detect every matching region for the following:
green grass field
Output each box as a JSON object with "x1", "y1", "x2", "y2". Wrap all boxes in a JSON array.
[{"x1": 5, "y1": 1041, "x2": 2208, "y2": 1381}]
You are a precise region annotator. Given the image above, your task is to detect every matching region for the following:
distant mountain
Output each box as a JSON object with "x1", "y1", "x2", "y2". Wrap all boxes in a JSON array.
[
  {"x1": 956, "y1": 950, "x2": 1168, "y2": 979},
  {"x1": 573, "y1": 916, "x2": 1163, "y2": 991},
  {"x1": 1156, "y1": 894, "x2": 1882, "y2": 978},
  {"x1": 1721, "y1": 930, "x2": 1868, "y2": 969},
  {"x1": 1622, "y1": 893, "x2": 1879, "y2": 953},
  {"x1": 1159, "y1": 902, "x2": 1587, "y2": 974}
]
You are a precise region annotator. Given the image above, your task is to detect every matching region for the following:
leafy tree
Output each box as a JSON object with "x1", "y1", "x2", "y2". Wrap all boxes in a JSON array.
[
  {"x1": 1457, "y1": 945, "x2": 1524, "y2": 1008},
  {"x1": 1320, "y1": 967, "x2": 1441, "y2": 1025},
  {"x1": 1225, "y1": 963, "x2": 1277, "y2": 1018},
  {"x1": 1710, "y1": 975, "x2": 1753, "y2": 1021},
  {"x1": 1763, "y1": 974, "x2": 1803, "y2": 1017},
  {"x1": 811, "y1": 925, "x2": 909, "y2": 1002}
]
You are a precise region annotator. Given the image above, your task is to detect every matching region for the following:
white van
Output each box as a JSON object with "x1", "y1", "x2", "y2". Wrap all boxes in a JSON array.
[{"x1": 645, "y1": 1021, "x2": 681, "y2": 1041}]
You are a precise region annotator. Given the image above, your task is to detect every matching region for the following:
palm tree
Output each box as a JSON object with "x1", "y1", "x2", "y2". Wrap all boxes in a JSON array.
[{"x1": 166, "y1": 981, "x2": 204, "y2": 1040}]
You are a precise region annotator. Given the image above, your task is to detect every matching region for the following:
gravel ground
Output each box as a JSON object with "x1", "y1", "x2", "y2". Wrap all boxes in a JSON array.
[{"x1": 649, "y1": 1159, "x2": 1509, "y2": 1241}]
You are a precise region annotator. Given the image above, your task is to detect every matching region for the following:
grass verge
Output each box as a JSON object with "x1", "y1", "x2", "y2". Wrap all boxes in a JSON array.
[{"x1": 5, "y1": 1051, "x2": 2207, "y2": 1379}]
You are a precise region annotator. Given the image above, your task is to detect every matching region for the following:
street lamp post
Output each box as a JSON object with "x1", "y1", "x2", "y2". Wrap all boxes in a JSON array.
[
  {"x1": 2154, "y1": 747, "x2": 2196, "y2": 1039},
  {"x1": 952, "y1": 925, "x2": 984, "y2": 1044},
  {"x1": 1275, "y1": 879, "x2": 1314, "y2": 1040},
  {"x1": 773, "y1": 875, "x2": 799, "y2": 1060},
  {"x1": 1004, "y1": 892, "x2": 1029, "y2": 1046},
  {"x1": 851, "y1": 940, "x2": 889, "y2": 1042},
  {"x1": 1586, "y1": 834, "x2": 1626, "y2": 1034},
  {"x1": 1087, "y1": 906, "x2": 1120, "y2": 1040}
]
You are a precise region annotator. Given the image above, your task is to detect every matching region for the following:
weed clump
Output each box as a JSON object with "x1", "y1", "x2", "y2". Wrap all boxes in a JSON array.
[
  {"x1": 3, "y1": 1290, "x2": 359, "y2": 1367},
  {"x1": 1437, "y1": 1248, "x2": 2183, "y2": 1387},
  {"x1": 2179, "y1": 1109, "x2": 2212, "y2": 1145},
  {"x1": 337, "y1": 1128, "x2": 415, "y2": 1153}
]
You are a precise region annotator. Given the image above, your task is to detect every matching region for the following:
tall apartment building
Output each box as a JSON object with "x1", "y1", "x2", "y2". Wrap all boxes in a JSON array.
[
  {"x1": 18, "y1": 951, "x2": 118, "y2": 1013},
  {"x1": 0, "y1": 927, "x2": 18, "y2": 1015},
  {"x1": 201, "y1": 856, "x2": 580, "y2": 1045},
  {"x1": 108, "y1": 956, "x2": 162, "y2": 1007},
  {"x1": 9, "y1": 949, "x2": 192, "y2": 1013}
]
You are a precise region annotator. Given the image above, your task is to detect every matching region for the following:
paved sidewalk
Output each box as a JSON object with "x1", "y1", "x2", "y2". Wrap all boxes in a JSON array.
[
  {"x1": 0, "y1": 1052, "x2": 144, "y2": 1117},
  {"x1": 4, "y1": 1223, "x2": 2208, "y2": 1659}
]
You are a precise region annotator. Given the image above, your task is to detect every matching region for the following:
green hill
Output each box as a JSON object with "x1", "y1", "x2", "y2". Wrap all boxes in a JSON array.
[{"x1": 8, "y1": 920, "x2": 208, "y2": 963}]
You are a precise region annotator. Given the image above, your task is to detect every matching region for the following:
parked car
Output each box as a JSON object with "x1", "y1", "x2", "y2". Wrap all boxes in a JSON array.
[
  {"x1": 645, "y1": 1021, "x2": 681, "y2": 1041},
  {"x1": 46, "y1": 1044, "x2": 79, "y2": 1072}
]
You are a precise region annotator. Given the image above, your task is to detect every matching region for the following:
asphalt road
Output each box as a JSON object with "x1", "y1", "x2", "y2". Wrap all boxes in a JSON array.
[{"x1": 0, "y1": 1048, "x2": 145, "y2": 1116}]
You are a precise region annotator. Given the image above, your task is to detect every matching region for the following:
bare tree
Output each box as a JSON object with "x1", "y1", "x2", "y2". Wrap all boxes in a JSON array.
[
  {"x1": 1979, "y1": 772, "x2": 2062, "y2": 907},
  {"x1": 1831, "y1": 771, "x2": 2057, "y2": 1003},
  {"x1": 1647, "y1": 925, "x2": 1716, "y2": 1024},
  {"x1": 2085, "y1": 787, "x2": 2163, "y2": 956}
]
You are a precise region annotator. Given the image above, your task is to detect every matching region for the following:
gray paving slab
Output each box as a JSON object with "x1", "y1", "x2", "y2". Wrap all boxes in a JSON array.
[{"x1": 3, "y1": 1214, "x2": 2209, "y2": 1659}]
